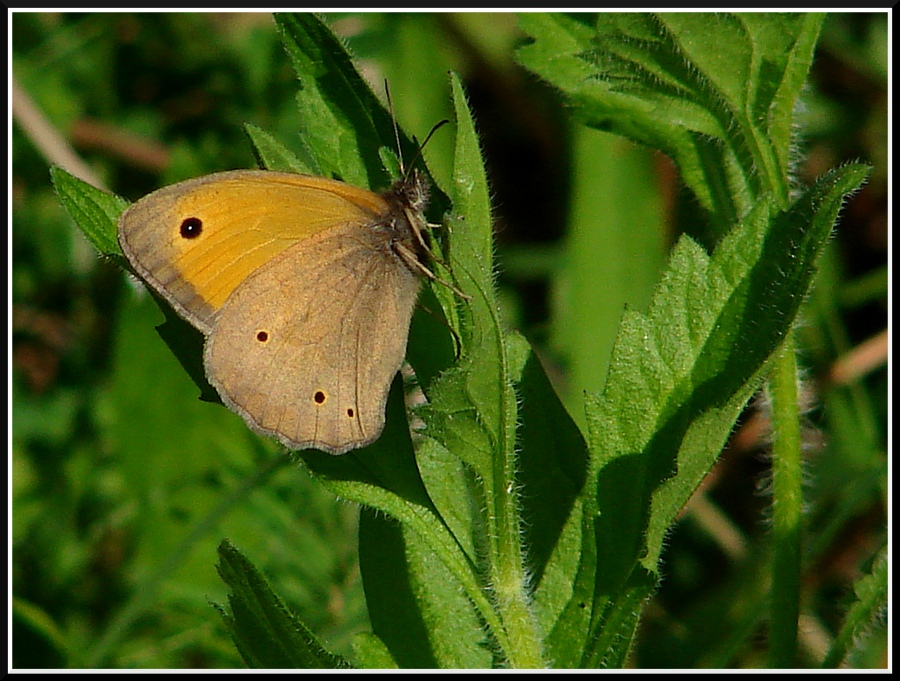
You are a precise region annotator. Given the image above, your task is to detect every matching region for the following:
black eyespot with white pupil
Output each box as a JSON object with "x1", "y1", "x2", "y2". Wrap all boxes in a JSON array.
[{"x1": 180, "y1": 217, "x2": 203, "y2": 239}]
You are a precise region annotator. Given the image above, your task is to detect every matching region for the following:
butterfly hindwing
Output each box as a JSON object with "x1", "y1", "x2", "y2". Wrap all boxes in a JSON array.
[{"x1": 204, "y1": 221, "x2": 421, "y2": 454}]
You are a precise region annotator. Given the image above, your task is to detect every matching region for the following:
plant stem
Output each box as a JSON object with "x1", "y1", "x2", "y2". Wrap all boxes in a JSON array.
[
  {"x1": 767, "y1": 335, "x2": 804, "y2": 668},
  {"x1": 483, "y1": 342, "x2": 544, "y2": 668},
  {"x1": 493, "y1": 419, "x2": 543, "y2": 667}
]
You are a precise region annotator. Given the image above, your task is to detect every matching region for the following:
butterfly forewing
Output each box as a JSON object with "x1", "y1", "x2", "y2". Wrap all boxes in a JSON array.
[{"x1": 118, "y1": 171, "x2": 390, "y2": 334}]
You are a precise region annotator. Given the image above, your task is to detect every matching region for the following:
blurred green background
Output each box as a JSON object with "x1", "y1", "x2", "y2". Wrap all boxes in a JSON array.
[{"x1": 12, "y1": 12, "x2": 887, "y2": 668}]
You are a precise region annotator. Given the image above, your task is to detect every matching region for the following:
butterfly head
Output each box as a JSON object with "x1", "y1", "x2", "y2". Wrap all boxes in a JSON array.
[{"x1": 389, "y1": 168, "x2": 430, "y2": 216}]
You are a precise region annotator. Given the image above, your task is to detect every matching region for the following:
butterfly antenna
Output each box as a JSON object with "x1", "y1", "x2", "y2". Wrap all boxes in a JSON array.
[
  {"x1": 405, "y1": 119, "x2": 450, "y2": 181},
  {"x1": 384, "y1": 80, "x2": 449, "y2": 182},
  {"x1": 384, "y1": 80, "x2": 406, "y2": 175}
]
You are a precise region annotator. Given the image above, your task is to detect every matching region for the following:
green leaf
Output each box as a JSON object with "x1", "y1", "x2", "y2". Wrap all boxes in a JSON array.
[
  {"x1": 579, "y1": 163, "x2": 869, "y2": 660},
  {"x1": 275, "y1": 12, "x2": 401, "y2": 189},
  {"x1": 272, "y1": 14, "x2": 453, "y2": 221},
  {"x1": 423, "y1": 73, "x2": 513, "y2": 486},
  {"x1": 300, "y1": 377, "x2": 502, "y2": 664},
  {"x1": 538, "y1": 505, "x2": 597, "y2": 666},
  {"x1": 445, "y1": 74, "x2": 545, "y2": 667},
  {"x1": 517, "y1": 12, "x2": 826, "y2": 232},
  {"x1": 50, "y1": 165, "x2": 127, "y2": 257},
  {"x1": 582, "y1": 566, "x2": 657, "y2": 668},
  {"x1": 821, "y1": 543, "x2": 887, "y2": 668},
  {"x1": 244, "y1": 122, "x2": 314, "y2": 174},
  {"x1": 351, "y1": 632, "x2": 399, "y2": 669},
  {"x1": 50, "y1": 166, "x2": 224, "y2": 407},
  {"x1": 215, "y1": 540, "x2": 352, "y2": 669},
  {"x1": 516, "y1": 350, "x2": 591, "y2": 666},
  {"x1": 517, "y1": 17, "x2": 869, "y2": 666},
  {"x1": 358, "y1": 510, "x2": 493, "y2": 668}
]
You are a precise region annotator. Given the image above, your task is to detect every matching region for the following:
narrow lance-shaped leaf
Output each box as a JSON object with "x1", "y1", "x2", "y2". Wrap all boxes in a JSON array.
[
  {"x1": 275, "y1": 12, "x2": 393, "y2": 188},
  {"x1": 50, "y1": 165, "x2": 127, "y2": 257},
  {"x1": 214, "y1": 540, "x2": 353, "y2": 669}
]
